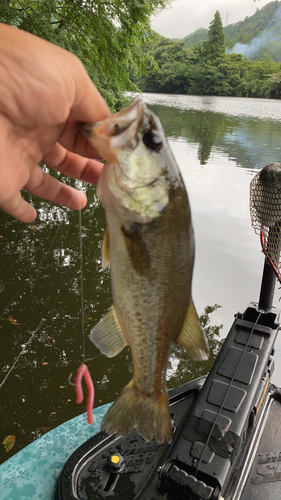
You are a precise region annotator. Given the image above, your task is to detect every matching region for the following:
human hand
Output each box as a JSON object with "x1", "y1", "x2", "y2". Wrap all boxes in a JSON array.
[{"x1": 0, "y1": 23, "x2": 110, "y2": 222}]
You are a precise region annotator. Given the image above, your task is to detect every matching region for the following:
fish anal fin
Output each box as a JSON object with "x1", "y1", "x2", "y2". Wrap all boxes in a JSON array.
[
  {"x1": 122, "y1": 223, "x2": 150, "y2": 276},
  {"x1": 101, "y1": 382, "x2": 172, "y2": 444},
  {"x1": 102, "y1": 225, "x2": 110, "y2": 269},
  {"x1": 89, "y1": 306, "x2": 127, "y2": 358},
  {"x1": 175, "y1": 298, "x2": 209, "y2": 361}
]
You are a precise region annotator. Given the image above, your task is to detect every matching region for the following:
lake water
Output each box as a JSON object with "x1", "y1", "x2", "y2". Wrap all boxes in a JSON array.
[{"x1": 1, "y1": 93, "x2": 281, "y2": 464}]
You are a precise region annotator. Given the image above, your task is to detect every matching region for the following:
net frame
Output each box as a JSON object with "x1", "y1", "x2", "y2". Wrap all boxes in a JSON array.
[{"x1": 250, "y1": 163, "x2": 281, "y2": 284}]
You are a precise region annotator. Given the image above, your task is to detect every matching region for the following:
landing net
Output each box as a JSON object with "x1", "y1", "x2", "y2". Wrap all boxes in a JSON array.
[{"x1": 250, "y1": 162, "x2": 281, "y2": 283}]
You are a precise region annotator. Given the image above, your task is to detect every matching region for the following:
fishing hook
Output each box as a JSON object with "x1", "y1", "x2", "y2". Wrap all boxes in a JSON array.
[{"x1": 68, "y1": 372, "x2": 75, "y2": 386}]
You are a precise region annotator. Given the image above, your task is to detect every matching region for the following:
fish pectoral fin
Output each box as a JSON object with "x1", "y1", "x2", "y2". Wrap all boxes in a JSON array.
[
  {"x1": 122, "y1": 223, "x2": 150, "y2": 276},
  {"x1": 175, "y1": 298, "x2": 209, "y2": 361},
  {"x1": 101, "y1": 225, "x2": 110, "y2": 269},
  {"x1": 89, "y1": 306, "x2": 128, "y2": 357}
]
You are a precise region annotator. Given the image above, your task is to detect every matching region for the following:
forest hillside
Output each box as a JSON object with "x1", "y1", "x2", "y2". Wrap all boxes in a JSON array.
[{"x1": 181, "y1": 1, "x2": 281, "y2": 63}]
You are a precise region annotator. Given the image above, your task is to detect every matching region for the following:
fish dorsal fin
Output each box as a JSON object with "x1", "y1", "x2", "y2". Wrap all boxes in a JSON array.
[
  {"x1": 175, "y1": 298, "x2": 209, "y2": 361},
  {"x1": 102, "y1": 225, "x2": 110, "y2": 269},
  {"x1": 90, "y1": 306, "x2": 128, "y2": 358}
]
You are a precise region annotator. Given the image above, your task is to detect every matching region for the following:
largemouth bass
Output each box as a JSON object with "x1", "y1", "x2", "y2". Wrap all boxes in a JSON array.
[{"x1": 79, "y1": 95, "x2": 209, "y2": 444}]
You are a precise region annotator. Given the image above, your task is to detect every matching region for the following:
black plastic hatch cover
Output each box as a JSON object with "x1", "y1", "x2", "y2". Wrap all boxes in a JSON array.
[{"x1": 56, "y1": 378, "x2": 205, "y2": 500}]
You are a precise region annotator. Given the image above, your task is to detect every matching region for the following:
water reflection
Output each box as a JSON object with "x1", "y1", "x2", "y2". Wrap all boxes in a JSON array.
[
  {"x1": 143, "y1": 93, "x2": 281, "y2": 168},
  {"x1": 143, "y1": 93, "x2": 281, "y2": 121}
]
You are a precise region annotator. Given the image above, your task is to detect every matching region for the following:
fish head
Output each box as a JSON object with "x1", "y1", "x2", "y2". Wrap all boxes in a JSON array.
[{"x1": 79, "y1": 95, "x2": 175, "y2": 224}]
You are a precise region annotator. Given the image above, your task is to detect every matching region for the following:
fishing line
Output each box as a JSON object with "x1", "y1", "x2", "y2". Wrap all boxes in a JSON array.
[
  {"x1": 1, "y1": 177, "x2": 95, "y2": 420},
  {"x1": 79, "y1": 207, "x2": 86, "y2": 359},
  {"x1": 0, "y1": 318, "x2": 45, "y2": 389},
  {"x1": 71, "y1": 206, "x2": 95, "y2": 425},
  {"x1": 195, "y1": 310, "x2": 262, "y2": 476}
]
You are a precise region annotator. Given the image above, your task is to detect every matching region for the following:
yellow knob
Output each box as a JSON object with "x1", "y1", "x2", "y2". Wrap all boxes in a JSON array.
[{"x1": 111, "y1": 455, "x2": 120, "y2": 464}]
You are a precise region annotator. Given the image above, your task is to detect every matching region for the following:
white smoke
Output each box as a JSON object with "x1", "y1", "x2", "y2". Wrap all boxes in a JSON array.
[{"x1": 227, "y1": 6, "x2": 281, "y2": 59}]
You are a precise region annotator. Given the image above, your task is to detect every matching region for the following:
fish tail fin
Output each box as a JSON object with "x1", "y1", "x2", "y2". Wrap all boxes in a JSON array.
[{"x1": 101, "y1": 381, "x2": 172, "y2": 444}]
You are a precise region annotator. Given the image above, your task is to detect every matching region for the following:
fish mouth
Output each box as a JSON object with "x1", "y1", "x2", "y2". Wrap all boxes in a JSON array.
[
  {"x1": 78, "y1": 95, "x2": 162, "y2": 160},
  {"x1": 78, "y1": 95, "x2": 145, "y2": 149}
]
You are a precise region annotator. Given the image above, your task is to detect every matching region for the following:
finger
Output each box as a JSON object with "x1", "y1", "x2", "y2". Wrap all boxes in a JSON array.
[
  {"x1": 59, "y1": 58, "x2": 111, "y2": 157},
  {"x1": 0, "y1": 192, "x2": 37, "y2": 223},
  {"x1": 24, "y1": 163, "x2": 87, "y2": 210},
  {"x1": 43, "y1": 143, "x2": 104, "y2": 185},
  {"x1": 70, "y1": 59, "x2": 110, "y2": 124}
]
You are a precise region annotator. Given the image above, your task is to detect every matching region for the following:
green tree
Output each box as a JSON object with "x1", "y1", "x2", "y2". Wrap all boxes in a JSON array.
[
  {"x1": 0, "y1": 0, "x2": 169, "y2": 110},
  {"x1": 203, "y1": 10, "x2": 225, "y2": 60},
  {"x1": 135, "y1": 37, "x2": 193, "y2": 94},
  {"x1": 261, "y1": 71, "x2": 281, "y2": 98},
  {"x1": 243, "y1": 56, "x2": 277, "y2": 97}
]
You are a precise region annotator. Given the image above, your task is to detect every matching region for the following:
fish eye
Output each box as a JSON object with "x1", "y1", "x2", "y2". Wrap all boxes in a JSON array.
[{"x1": 143, "y1": 130, "x2": 162, "y2": 152}]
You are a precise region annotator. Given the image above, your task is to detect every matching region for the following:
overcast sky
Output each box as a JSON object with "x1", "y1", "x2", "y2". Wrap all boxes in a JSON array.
[{"x1": 151, "y1": 0, "x2": 271, "y2": 39}]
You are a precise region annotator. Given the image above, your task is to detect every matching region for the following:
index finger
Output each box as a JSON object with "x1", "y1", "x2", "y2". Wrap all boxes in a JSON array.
[{"x1": 71, "y1": 59, "x2": 110, "y2": 123}]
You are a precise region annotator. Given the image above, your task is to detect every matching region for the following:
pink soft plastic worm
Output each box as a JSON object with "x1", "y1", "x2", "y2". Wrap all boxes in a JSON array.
[{"x1": 75, "y1": 364, "x2": 94, "y2": 425}]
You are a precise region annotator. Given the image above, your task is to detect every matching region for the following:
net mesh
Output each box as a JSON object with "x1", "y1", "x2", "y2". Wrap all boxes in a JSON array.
[{"x1": 250, "y1": 163, "x2": 281, "y2": 281}]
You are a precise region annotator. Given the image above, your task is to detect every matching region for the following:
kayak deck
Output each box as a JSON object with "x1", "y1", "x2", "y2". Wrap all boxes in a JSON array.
[
  {"x1": 239, "y1": 394, "x2": 281, "y2": 500},
  {"x1": 0, "y1": 403, "x2": 112, "y2": 500},
  {"x1": 56, "y1": 302, "x2": 281, "y2": 500}
]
